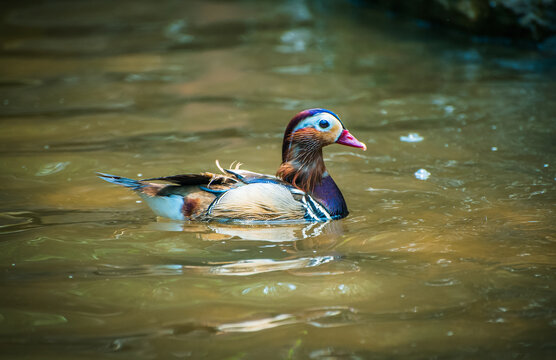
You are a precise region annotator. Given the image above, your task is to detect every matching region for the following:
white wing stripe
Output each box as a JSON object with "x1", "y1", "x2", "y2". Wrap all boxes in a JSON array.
[
  {"x1": 306, "y1": 196, "x2": 332, "y2": 220},
  {"x1": 301, "y1": 196, "x2": 319, "y2": 221}
]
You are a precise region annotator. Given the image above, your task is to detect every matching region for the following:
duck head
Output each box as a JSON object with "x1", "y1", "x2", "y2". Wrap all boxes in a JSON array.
[{"x1": 277, "y1": 108, "x2": 366, "y2": 192}]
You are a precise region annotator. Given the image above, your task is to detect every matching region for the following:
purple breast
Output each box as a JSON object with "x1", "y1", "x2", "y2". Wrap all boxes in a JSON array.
[{"x1": 311, "y1": 175, "x2": 348, "y2": 218}]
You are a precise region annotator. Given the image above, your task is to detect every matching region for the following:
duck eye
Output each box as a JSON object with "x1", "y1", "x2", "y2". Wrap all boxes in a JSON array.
[{"x1": 318, "y1": 119, "x2": 330, "y2": 129}]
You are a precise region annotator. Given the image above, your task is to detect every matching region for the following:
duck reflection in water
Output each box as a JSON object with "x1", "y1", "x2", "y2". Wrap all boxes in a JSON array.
[
  {"x1": 143, "y1": 217, "x2": 345, "y2": 243},
  {"x1": 101, "y1": 220, "x2": 354, "y2": 278}
]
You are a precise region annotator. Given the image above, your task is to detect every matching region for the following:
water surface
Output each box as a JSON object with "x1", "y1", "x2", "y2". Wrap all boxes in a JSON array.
[{"x1": 1, "y1": 0, "x2": 555, "y2": 359}]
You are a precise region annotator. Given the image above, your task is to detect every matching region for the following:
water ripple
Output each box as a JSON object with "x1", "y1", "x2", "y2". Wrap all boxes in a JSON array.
[{"x1": 93, "y1": 255, "x2": 342, "y2": 277}]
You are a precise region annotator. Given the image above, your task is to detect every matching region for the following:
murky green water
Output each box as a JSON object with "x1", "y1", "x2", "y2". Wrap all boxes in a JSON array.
[{"x1": 1, "y1": 1, "x2": 555, "y2": 359}]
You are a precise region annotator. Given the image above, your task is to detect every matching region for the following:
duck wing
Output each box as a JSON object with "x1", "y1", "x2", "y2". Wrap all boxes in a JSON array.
[
  {"x1": 205, "y1": 182, "x2": 306, "y2": 222},
  {"x1": 223, "y1": 169, "x2": 280, "y2": 184},
  {"x1": 141, "y1": 172, "x2": 234, "y2": 186},
  {"x1": 99, "y1": 168, "x2": 332, "y2": 222},
  {"x1": 143, "y1": 169, "x2": 307, "y2": 221},
  {"x1": 205, "y1": 175, "x2": 333, "y2": 222}
]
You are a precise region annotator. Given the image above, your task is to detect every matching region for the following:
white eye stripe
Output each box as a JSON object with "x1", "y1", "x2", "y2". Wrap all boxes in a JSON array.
[{"x1": 293, "y1": 113, "x2": 339, "y2": 133}]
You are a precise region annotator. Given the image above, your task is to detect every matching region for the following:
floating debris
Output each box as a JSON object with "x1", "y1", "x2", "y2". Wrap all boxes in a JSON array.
[
  {"x1": 414, "y1": 168, "x2": 431, "y2": 180},
  {"x1": 491, "y1": 146, "x2": 498, "y2": 151},
  {"x1": 400, "y1": 133, "x2": 424, "y2": 143}
]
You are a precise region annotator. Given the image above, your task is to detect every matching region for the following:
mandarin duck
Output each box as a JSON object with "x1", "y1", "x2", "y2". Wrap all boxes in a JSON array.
[{"x1": 98, "y1": 108, "x2": 366, "y2": 222}]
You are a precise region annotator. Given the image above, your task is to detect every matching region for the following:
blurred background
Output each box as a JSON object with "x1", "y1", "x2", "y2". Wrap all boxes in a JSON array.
[{"x1": 0, "y1": 1, "x2": 555, "y2": 359}]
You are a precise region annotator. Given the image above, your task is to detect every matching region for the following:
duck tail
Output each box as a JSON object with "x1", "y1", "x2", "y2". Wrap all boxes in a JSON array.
[{"x1": 97, "y1": 172, "x2": 144, "y2": 191}]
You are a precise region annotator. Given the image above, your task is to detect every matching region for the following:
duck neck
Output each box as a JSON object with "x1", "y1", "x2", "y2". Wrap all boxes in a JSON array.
[
  {"x1": 277, "y1": 141, "x2": 326, "y2": 194},
  {"x1": 277, "y1": 142, "x2": 348, "y2": 218}
]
